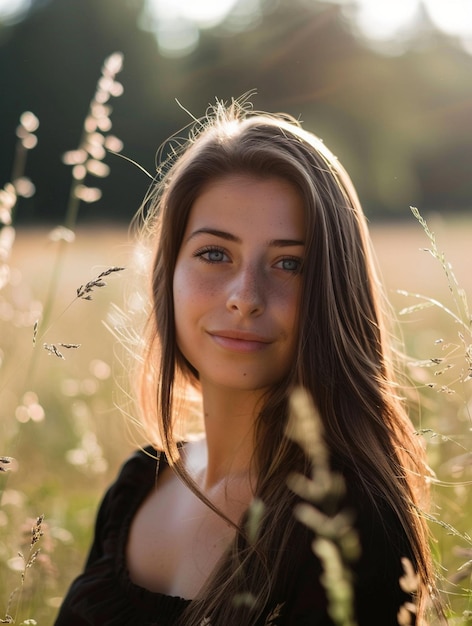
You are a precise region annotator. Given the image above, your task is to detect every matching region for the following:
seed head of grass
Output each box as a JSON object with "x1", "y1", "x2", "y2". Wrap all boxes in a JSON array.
[
  {"x1": 396, "y1": 557, "x2": 419, "y2": 625},
  {"x1": 62, "y1": 52, "x2": 124, "y2": 219},
  {"x1": 245, "y1": 498, "x2": 265, "y2": 545},
  {"x1": 30, "y1": 515, "x2": 44, "y2": 547},
  {"x1": 48, "y1": 226, "x2": 76, "y2": 243},
  {"x1": 76, "y1": 266, "x2": 125, "y2": 300},
  {"x1": 1, "y1": 515, "x2": 46, "y2": 622},
  {"x1": 399, "y1": 557, "x2": 420, "y2": 594},
  {"x1": 263, "y1": 603, "x2": 284, "y2": 625},
  {"x1": 0, "y1": 184, "x2": 16, "y2": 226},
  {"x1": 0, "y1": 456, "x2": 14, "y2": 472},
  {"x1": 42, "y1": 343, "x2": 81, "y2": 359}
]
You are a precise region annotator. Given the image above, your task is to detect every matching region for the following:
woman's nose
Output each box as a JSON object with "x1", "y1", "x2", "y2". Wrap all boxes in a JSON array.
[{"x1": 226, "y1": 265, "x2": 265, "y2": 317}]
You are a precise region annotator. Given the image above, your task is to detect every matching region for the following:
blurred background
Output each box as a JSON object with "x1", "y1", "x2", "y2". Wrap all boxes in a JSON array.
[
  {"x1": 1, "y1": 0, "x2": 472, "y2": 222},
  {"x1": 1, "y1": 1, "x2": 472, "y2": 622}
]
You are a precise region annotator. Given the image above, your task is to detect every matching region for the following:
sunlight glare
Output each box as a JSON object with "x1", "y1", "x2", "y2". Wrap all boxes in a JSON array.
[
  {"x1": 425, "y1": 0, "x2": 472, "y2": 38},
  {"x1": 352, "y1": 0, "x2": 420, "y2": 40},
  {"x1": 176, "y1": 0, "x2": 239, "y2": 28},
  {"x1": 337, "y1": 0, "x2": 472, "y2": 53},
  {"x1": 141, "y1": 0, "x2": 472, "y2": 57},
  {"x1": 141, "y1": 0, "x2": 240, "y2": 57},
  {"x1": 140, "y1": 0, "x2": 199, "y2": 57},
  {"x1": 0, "y1": 0, "x2": 31, "y2": 24}
]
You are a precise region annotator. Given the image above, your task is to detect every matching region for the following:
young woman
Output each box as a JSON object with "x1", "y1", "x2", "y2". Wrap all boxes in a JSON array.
[{"x1": 55, "y1": 104, "x2": 440, "y2": 625}]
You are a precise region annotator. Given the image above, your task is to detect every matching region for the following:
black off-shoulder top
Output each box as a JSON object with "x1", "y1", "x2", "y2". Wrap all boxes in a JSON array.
[{"x1": 54, "y1": 446, "x2": 416, "y2": 626}]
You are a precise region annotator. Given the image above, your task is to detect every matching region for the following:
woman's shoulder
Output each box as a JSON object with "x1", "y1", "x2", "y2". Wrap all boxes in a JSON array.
[
  {"x1": 113, "y1": 445, "x2": 162, "y2": 488},
  {"x1": 91, "y1": 445, "x2": 164, "y2": 538}
]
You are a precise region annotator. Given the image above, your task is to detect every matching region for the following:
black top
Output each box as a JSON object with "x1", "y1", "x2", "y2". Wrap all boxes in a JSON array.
[{"x1": 55, "y1": 447, "x2": 416, "y2": 625}]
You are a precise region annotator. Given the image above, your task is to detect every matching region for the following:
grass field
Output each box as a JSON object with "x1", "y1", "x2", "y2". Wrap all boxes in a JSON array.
[{"x1": 1, "y1": 217, "x2": 471, "y2": 624}]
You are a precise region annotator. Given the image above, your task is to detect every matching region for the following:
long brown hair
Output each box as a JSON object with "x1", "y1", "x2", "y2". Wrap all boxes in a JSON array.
[{"x1": 137, "y1": 102, "x2": 436, "y2": 624}]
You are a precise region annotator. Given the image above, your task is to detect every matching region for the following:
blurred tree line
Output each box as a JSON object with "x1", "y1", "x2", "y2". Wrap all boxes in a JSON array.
[{"x1": 0, "y1": 0, "x2": 471, "y2": 222}]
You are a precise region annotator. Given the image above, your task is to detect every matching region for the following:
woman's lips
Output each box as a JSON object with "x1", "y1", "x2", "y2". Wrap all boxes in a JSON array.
[{"x1": 207, "y1": 330, "x2": 272, "y2": 353}]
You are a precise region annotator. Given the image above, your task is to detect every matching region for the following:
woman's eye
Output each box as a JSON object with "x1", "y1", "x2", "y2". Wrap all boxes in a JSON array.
[
  {"x1": 195, "y1": 247, "x2": 228, "y2": 263},
  {"x1": 207, "y1": 249, "x2": 225, "y2": 262},
  {"x1": 276, "y1": 257, "x2": 302, "y2": 273}
]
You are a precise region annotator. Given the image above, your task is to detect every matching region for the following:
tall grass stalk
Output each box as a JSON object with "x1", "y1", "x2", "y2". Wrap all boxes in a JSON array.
[
  {"x1": 1, "y1": 516, "x2": 44, "y2": 625},
  {"x1": 38, "y1": 52, "x2": 124, "y2": 341}
]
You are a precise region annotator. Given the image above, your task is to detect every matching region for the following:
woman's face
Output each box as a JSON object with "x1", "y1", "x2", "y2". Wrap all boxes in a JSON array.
[{"x1": 173, "y1": 174, "x2": 305, "y2": 395}]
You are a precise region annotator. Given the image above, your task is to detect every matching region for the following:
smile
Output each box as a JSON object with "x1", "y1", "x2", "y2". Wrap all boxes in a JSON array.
[{"x1": 207, "y1": 330, "x2": 272, "y2": 353}]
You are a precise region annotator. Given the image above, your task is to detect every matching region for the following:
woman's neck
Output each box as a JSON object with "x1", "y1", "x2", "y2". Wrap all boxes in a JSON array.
[{"x1": 192, "y1": 384, "x2": 263, "y2": 490}]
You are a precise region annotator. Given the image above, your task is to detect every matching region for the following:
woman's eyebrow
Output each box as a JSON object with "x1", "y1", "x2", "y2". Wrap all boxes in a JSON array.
[
  {"x1": 186, "y1": 228, "x2": 304, "y2": 247},
  {"x1": 186, "y1": 228, "x2": 239, "y2": 243},
  {"x1": 268, "y1": 239, "x2": 305, "y2": 247}
]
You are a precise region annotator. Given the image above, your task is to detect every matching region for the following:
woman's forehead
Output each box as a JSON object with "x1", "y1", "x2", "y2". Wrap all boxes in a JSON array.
[{"x1": 184, "y1": 175, "x2": 306, "y2": 241}]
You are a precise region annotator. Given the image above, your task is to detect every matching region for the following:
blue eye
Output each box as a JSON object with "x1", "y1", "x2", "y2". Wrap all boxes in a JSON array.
[
  {"x1": 276, "y1": 257, "x2": 302, "y2": 273},
  {"x1": 195, "y1": 246, "x2": 228, "y2": 264},
  {"x1": 207, "y1": 249, "x2": 225, "y2": 262}
]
